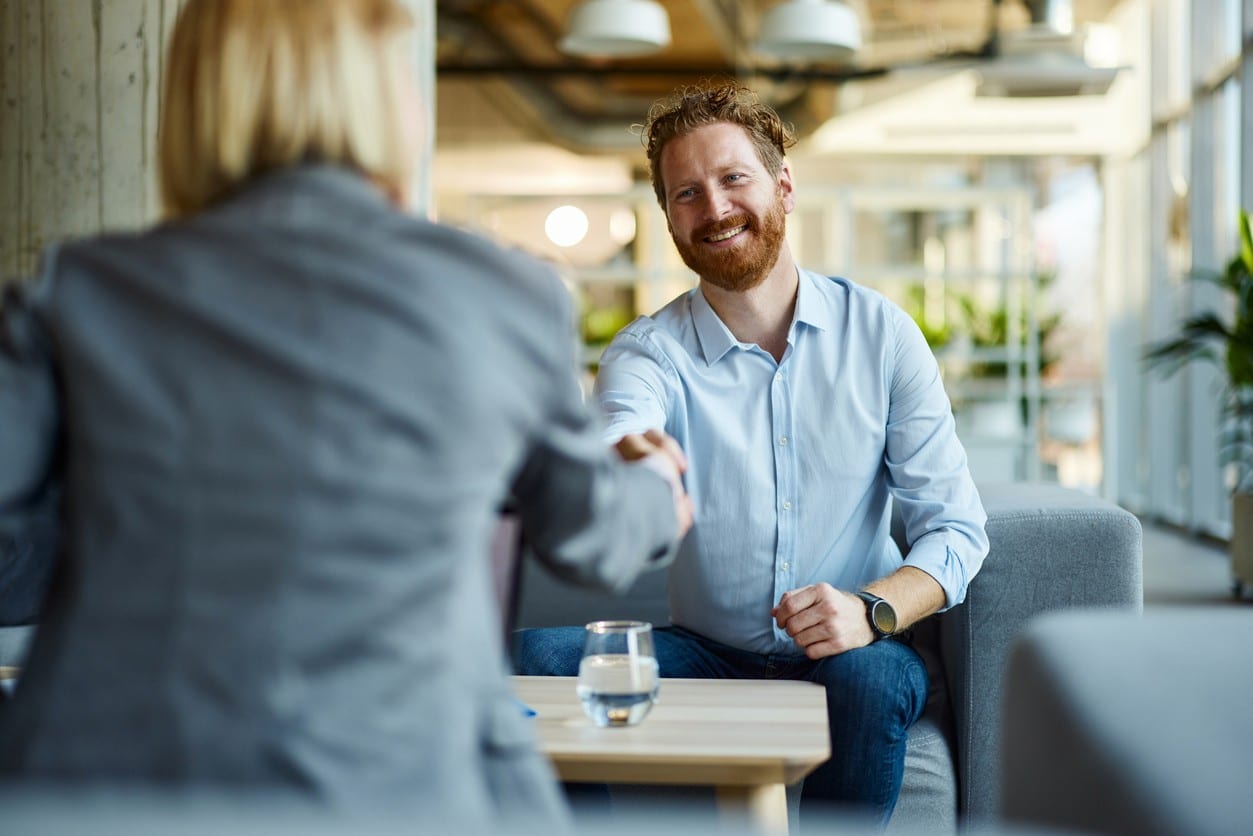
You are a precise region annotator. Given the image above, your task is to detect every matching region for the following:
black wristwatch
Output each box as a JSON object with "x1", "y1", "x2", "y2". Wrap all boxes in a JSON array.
[{"x1": 854, "y1": 591, "x2": 898, "y2": 641}]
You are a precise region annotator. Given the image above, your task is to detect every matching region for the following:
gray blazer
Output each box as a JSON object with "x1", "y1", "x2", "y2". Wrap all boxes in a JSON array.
[{"x1": 0, "y1": 166, "x2": 676, "y2": 825}]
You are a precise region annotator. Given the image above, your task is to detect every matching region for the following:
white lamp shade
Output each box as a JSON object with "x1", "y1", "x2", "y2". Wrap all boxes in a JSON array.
[
  {"x1": 756, "y1": 0, "x2": 862, "y2": 61},
  {"x1": 560, "y1": 0, "x2": 671, "y2": 58}
]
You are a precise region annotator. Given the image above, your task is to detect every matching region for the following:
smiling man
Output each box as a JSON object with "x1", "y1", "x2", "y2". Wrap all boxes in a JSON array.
[{"x1": 513, "y1": 82, "x2": 989, "y2": 825}]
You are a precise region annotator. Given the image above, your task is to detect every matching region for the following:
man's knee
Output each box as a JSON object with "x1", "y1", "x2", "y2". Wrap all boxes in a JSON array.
[
  {"x1": 811, "y1": 642, "x2": 928, "y2": 713},
  {"x1": 510, "y1": 626, "x2": 585, "y2": 676}
]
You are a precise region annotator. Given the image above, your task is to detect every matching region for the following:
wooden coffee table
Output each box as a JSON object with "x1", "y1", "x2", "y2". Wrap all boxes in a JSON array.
[{"x1": 512, "y1": 675, "x2": 829, "y2": 833}]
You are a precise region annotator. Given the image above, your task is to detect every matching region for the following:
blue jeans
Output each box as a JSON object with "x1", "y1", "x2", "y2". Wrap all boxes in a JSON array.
[{"x1": 512, "y1": 624, "x2": 928, "y2": 826}]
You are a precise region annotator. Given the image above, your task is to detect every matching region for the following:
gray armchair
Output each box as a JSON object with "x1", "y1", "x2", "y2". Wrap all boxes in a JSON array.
[
  {"x1": 514, "y1": 481, "x2": 1143, "y2": 830},
  {"x1": 1000, "y1": 608, "x2": 1251, "y2": 836}
]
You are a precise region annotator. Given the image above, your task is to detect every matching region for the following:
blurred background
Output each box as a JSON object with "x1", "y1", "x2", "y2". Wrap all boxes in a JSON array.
[{"x1": 1, "y1": 0, "x2": 1249, "y2": 543}]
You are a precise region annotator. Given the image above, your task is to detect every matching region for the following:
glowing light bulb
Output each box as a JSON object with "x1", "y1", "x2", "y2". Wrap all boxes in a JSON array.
[{"x1": 545, "y1": 205, "x2": 589, "y2": 248}]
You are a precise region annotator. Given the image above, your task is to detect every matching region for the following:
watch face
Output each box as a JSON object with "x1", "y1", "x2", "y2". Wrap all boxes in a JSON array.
[{"x1": 871, "y1": 600, "x2": 897, "y2": 635}]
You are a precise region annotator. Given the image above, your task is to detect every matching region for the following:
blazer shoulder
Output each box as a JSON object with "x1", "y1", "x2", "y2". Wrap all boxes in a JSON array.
[
  {"x1": 397, "y1": 218, "x2": 571, "y2": 315},
  {"x1": 416, "y1": 220, "x2": 558, "y2": 283}
]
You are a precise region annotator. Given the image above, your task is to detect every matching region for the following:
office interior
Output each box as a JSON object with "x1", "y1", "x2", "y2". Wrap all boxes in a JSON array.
[
  {"x1": 2, "y1": 0, "x2": 1249, "y2": 544},
  {"x1": 429, "y1": 0, "x2": 1252, "y2": 549},
  {"x1": 1, "y1": 1, "x2": 1252, "y2": 833}
]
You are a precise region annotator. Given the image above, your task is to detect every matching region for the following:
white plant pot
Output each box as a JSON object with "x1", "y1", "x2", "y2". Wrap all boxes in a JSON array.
[{"x1": 1229, "y1": 493, "x2": 1253, "y2": 597}]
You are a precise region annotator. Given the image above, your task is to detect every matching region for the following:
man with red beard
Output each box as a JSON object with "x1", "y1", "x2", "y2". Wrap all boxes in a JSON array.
[{"x1": 513, "y1": 83, "x2": 988, "y2": 826}]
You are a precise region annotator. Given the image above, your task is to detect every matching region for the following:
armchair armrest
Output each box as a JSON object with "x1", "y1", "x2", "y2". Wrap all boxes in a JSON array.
[{"x1": 941, "y1": 482, "x2": 1143, "y2": 821}]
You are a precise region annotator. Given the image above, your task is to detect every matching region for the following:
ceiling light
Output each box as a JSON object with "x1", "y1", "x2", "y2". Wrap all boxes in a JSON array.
[
  {"x1": 975, "y1": 24, "x2": 1124, "y2": 98},
  {"x1": 609, "y1": 208, "x2": 637, "y2": 246},
  {"x1": 559, "y1": 0, "x2": 671, "y2": 58},
  {"x1": 755, "y1": 0, "x2": 862, "y2": 62},
  {"x1": 545, "y1": 205, "x2": 589, "y2": 248}
]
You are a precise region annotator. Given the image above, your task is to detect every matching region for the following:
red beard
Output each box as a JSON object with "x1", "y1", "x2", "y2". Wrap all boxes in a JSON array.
[{"x1": 671, "y1": 191, "x2": 787, "y2": 293}]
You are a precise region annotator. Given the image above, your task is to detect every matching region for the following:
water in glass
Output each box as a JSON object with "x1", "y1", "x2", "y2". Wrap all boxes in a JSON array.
[{"x1": 576, "y1": 621, "x2": 658, "y2": 727}]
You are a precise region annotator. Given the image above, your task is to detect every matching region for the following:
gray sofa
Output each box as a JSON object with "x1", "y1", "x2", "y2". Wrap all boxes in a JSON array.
[
  {"x1": 514, "y1": 481, "x2": 1144, "y2": 830},
  {"x1": 1000, "y1": 608, "x2": 1253, "y2": 836}
]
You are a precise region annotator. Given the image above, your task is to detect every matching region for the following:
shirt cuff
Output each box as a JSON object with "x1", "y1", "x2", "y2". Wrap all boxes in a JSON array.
[{"x1": 902, "y1": 540, "x2": 969, "y2": 610}]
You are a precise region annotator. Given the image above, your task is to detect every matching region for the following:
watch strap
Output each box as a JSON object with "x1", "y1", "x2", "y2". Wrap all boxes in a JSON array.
[{"x1": 854, "y1": 590, "x2": 893, "y2": 640}]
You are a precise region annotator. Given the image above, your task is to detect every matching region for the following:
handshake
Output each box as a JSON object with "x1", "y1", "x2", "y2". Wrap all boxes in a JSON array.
[{"x1": 614, "y1": 429, "x2": 695, "y2": 538}]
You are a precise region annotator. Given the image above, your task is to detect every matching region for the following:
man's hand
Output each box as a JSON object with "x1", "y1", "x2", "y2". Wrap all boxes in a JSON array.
[
  {"x1": 614, "y1": 429, "x2": 694, "y2": 538},
  {"x1": 772, "y1": 583, "x2": 873, "y2": 659},
  {"x1": 614, "y1": 428, "x2": 688, "y2": 473}
]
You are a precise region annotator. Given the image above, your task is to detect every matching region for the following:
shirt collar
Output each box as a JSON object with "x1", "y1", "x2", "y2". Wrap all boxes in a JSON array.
[
  {"x1": 793, "y1": 268, "x2": 833, "y2": 334},
  {"x1": 689, "y1": 268, "x2": 832, "y2": 366},
  {"x1": 690, "y1": 287, "x2": 740, "y2": 366}
]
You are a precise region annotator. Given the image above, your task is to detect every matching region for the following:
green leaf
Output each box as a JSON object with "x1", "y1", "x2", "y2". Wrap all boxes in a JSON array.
[
  {"x1": 1143, "y1": 209, "x2": 1253, "y2": 492},
  {"x1": 1240, "y1": 210, "x2": 1253, "y2": 276}
]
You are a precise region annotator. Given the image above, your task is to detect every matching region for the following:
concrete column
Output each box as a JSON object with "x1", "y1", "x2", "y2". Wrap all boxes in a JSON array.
[
  {"x1": 1, "y1": 0, "x2": 435, "y2": 283},
  {"x1": 401, "y1": 0, "x2": 435, "y2": 216},
  {"x1": 0, "y1": 0, "x2": 175, "y2": 281}
]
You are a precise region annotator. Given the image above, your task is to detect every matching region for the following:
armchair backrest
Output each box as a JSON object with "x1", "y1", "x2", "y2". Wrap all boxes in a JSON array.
[{"x1": 940, "y1": 482, "x2": 1142, "y2": 822}]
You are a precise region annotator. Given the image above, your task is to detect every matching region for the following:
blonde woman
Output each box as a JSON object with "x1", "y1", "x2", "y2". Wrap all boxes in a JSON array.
[{"x1": 0, "y1": 0, "x2": 688, "y2": 824}]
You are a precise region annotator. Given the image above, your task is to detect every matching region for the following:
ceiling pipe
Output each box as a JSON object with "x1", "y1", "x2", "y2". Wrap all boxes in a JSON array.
[
  {"x1": 436, "y1": 1, "x2": 870, "y2": 153},
  {"x1": 435, "y1": 61, "x2": 888, "y2": 84},
  {"x1": 436, "y1": 0, "x2": 1120, "y2": 152}
]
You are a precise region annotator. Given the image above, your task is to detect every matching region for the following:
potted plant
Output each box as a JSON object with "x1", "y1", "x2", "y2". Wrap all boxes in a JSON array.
[
  {"x1": 907, "y1": 276, "x2": 1061, "y2": 441},
  {"x1": 1144, "y1": 209, "x2": 1253, "y2": 597},
  {"x1": 954, "y1": 275, "x2": 1063, "y2": 384}
]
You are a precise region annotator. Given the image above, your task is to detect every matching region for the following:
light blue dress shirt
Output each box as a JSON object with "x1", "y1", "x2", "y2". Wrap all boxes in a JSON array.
[{"x1": 594, "y1": 268, "x2": 989, "y2": 655}]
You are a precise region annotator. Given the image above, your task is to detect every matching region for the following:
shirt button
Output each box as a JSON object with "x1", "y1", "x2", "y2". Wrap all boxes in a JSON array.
[
  {"x1": 780, "y1": 561, "x2": 791, "y2": 572},
  {"x1": 779, "y1": 436, "x2": 788, "y2": 446},
  {"x1": 782, "y1": 500, "x2": 792, "y2": 511}
]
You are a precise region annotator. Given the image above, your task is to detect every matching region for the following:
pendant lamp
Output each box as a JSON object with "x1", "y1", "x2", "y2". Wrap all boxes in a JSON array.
[
  {"x1": 756, "y1": 0, "x2": 862, "y2": 61},
  {"x1": 560, "y1": 0, "x2": 672, "y2": 58}
]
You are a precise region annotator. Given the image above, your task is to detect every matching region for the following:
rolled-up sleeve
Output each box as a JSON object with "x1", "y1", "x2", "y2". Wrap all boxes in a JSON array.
[
  {"x1": 593, "y1": 326, "x2": 674, "y2": 445},
  {"x1": 0, "y1": 270, "x2": 62, "y2": 625},
  {"x1": 883, "y1": 309, "x2": 989, "y2": 609}
]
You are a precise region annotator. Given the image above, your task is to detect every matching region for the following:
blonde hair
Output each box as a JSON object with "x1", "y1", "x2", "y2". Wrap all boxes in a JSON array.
[{"x1": 159, "y1": 0, "x2": 416, "y2": 217}]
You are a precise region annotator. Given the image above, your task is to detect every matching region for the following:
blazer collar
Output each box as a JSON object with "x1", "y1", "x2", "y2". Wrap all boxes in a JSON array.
[{"x1": 206, "y1": 164, "x2": 395, "y2": 225}]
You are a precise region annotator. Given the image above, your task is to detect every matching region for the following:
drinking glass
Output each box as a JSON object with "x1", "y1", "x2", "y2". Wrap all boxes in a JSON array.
[{"x1": 576, "y1": 620, "x2": 659, "y2": 727}]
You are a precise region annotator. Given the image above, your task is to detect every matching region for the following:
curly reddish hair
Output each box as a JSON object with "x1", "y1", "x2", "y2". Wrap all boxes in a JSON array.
[{"x1": 641, "y1": 81, "x2": 796, "y2": 209}]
